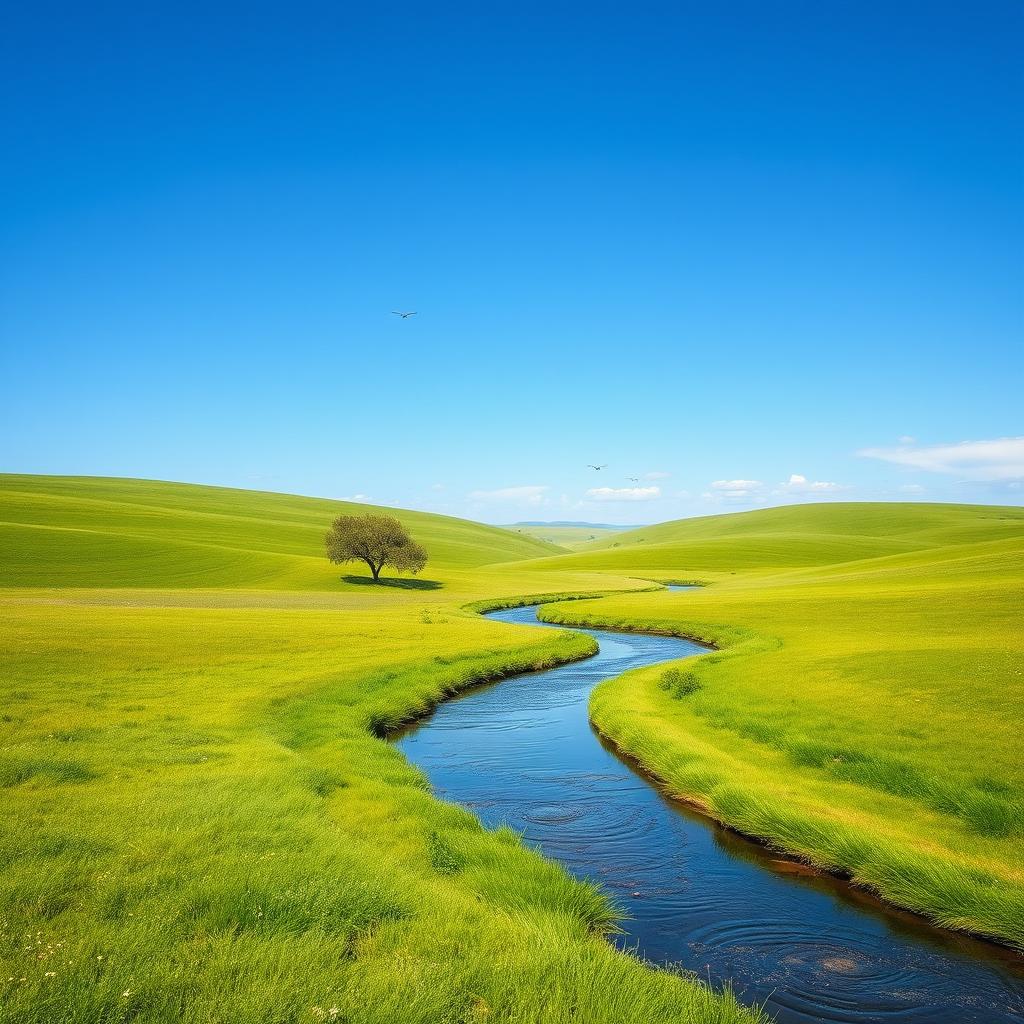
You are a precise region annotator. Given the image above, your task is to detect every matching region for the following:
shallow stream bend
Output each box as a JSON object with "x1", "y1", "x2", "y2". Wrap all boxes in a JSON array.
[{"x1": 394, "y1": 590, "x2": 1024, "y2": 1023}]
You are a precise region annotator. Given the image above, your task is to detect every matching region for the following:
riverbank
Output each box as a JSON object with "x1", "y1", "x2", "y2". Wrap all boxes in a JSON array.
[
  {"x1": 399, "y1": 601, "x2": 1024, "y2": 1023},
  {"x1": 530, "y1": 506, "x2": 1024, "y2": 949}
]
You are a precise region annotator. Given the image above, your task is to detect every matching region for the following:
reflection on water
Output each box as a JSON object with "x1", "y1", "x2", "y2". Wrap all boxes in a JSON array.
[{"x1": 395, "y1": 594, "x2": 1024, "y2": 1023}]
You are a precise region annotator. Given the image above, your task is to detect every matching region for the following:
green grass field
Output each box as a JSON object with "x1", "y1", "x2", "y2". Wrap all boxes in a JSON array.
[
  {"x1": 0, "y1": 475, "x2": 565, "y2": 589},
  {"x1": 0, "y1": 476, "x2": 761, "y2": 1024},
  {"x1": 530, "y1": 503, "x2": 1024, "y2": 947},
  {"x1": 3, "y1": 478, "x2": 1022, "y2": 1023}
]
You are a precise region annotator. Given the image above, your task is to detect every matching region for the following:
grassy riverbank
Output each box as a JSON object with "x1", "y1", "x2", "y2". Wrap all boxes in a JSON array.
[
  {"x1": 532, "y1": 503, "x2": 1024, "y2": 947},
  {"x1": 0, "y1": 476, "x2": 762, "y2": 1024}
]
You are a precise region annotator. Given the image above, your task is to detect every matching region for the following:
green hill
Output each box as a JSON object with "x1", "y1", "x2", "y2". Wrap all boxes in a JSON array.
[
  {"x1": 3, "y1": 475, "x2": 1023, "y2": 1015},
  {"x1": 0, "y1": 475, "x2": 562, "y2": 589},
  {"x1": 2, "y1": 477, "x2": 750, "y2": 1023},
  {"x1": 536, "y1": 501, "x2": 1024, "y2": 946},
  {"x1": 529, "y1": 502, "x2": 1024, "y2": 574},
  {"x1": 502, "y1": 523, "x2": 624, "y2": 549}
]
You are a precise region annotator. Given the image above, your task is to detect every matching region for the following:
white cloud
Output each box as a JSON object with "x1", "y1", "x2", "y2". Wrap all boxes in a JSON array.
[
  {"x1": 858, "y1": 437, "x2": 1024, "y2": 481},
  {"x1": 898, "y1": 483, "x2": 926, "y2": 494},
  {"x1": 468, "y1": 485, "x2": 549, "y2": 506},
  {"x1": 775, "y1": 473, "x2": 846, "y2": 495},
  {"x1": 898, "y1": 435, "x2": 917, "y2": 445},
  {"x1": 430, "y1": 483, "x2": 445, "y2": 491},
  {"x1": 644, "y1": 470, "x2": 671, "y2": 480},
  {"x1": 702, "y1": 474, "x2": 849, "y2": 505},
  {"x1": 342, "y1": 493, "x2": 371, "y2": 502},
  {"x1": 708, "y1": 479, "x2": 762, "y2": 498},
  {"x1": 585, "y1": 486, "x2": 662, "y2": 502}
]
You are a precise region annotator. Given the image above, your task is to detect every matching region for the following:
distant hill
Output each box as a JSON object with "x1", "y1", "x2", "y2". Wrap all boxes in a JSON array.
[
  {"x1": 0, "y1": 475, "x2": 563, "y2": 589},
  {"x1": 511, "y1": 521, "x2": 630, "y2": 529},
  {"x1": 503, "y1": 521, "x2": 628, "y2": 550},
  {"x1": 520, "y1": 502, "x2": 1024, "y2": 573}
]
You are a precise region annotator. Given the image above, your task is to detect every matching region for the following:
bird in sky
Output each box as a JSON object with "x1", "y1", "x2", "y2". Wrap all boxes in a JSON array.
[
  {"x1": 587, "y1": 464, "x2": 607, "y2": 471},
  {"x1": 391, "y1": 310, "x2": 417, "y2": 318},
  {"x1": 628, "y1": 477, "x2": 640, "y2": 484}
]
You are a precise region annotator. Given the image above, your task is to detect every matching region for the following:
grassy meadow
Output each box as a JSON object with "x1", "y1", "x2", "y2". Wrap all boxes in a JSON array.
[
  {"x1": 3, "y1": 476, "x2": 1022, "y2": 1023},
  {"x1": 529, "y1": 503, "x2": 1024, "y2": 947},
  {"x1": 0, "y1": 476, "x2": 761, "y2": 1024}
]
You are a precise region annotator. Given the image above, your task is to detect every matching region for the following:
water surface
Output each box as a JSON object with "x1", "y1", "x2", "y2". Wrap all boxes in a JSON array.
[{"x1": 395, "y1": 592, "x2": 1024, "y2": 1023}]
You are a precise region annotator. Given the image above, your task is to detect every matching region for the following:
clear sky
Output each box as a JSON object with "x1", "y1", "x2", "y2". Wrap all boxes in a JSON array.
[{"x1": 2, "y1": 3, "x2": 1021, "y2": 524}]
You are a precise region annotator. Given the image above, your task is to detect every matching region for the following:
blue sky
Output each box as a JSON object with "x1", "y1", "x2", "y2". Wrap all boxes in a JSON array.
[{"x1": 2, "y1": 2, "x2": 1021, "y2": 524}]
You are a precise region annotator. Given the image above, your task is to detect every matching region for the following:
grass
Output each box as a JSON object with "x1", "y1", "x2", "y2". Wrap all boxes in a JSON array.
[
  {"x1": 501, "y1": 524, "x2": 625, "y2": 550},
  {"x1": 6, "y1": 477, "x2": 1021, "y2": 1019},
  {"x1": 528, "y1": 502, "x2": 1024, "y2": 947},
  {"x1": 0, "y1": 475, "x2": 565, "y2": 589},
  {"x1": 0, "y1": 475, "x2": 762, "y2": 1024}
]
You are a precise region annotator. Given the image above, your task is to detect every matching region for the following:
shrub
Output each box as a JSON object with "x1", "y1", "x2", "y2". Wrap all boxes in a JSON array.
[{"x1": 660, "y1": 667, "x2": 702, "y2": 698}]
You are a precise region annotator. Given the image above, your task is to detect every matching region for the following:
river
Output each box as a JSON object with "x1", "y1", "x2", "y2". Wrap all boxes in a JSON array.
[{"x1": 394, "y1": 591, "x2": 1024, "y2": 1023}]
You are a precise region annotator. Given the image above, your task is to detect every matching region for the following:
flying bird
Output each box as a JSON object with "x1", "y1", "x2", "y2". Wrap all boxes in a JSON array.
[
  {"x1": 628, "y1": 477, "x2": 640, "y2": 484},
  {"x1": 587, "y1": 464, "x2": 607, "y2": 471},
  {"x1": 391, "y1": 311, "x2": 417, "y2": 319}
]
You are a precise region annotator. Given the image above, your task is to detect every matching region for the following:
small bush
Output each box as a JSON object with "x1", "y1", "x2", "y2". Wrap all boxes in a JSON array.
[{"x1": 659, "y1": 667, "x2": 702, "y2": 698}]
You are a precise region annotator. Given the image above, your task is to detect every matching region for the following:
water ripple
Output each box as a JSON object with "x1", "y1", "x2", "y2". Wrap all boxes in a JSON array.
[{"x1": 396, "y1": 602, "x2": 1024, "y2": 1024}]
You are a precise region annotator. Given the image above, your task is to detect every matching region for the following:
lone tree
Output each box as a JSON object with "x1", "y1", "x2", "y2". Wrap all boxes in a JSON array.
[{"x1": 325, "y1": 514, "x2": 428, "y2": 582}]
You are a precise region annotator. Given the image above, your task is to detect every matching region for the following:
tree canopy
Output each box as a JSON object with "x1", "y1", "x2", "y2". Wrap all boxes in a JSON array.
[{"x1": 325, "y1": 514, "x2": 428, "y2": 581}]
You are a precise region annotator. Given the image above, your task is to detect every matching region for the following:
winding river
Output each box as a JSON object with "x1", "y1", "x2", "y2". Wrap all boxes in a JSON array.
[{"x1": 394, "y1": 589, "x2": 1024, "y2": 1023}]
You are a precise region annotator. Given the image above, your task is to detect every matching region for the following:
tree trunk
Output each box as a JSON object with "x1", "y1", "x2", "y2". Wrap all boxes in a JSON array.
[{"x1": 371, "y1": 563, "x2": 381, "y2": 581}]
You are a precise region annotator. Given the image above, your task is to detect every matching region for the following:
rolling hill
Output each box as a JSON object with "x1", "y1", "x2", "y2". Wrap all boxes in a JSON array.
[
  {"x1": 1, "y1": 476, "x2": 749, "y2": 1024},
  {"x1": 502, "y1": 522, "x2": 624, "y2": 549},
  {"x1": 527, "y1": 501, "x2": 1024, "y2": 574},
  {"x1": 3, "y1": 476, "x2": 1022, "y2": 1021},
  {"x1": 538, "y1": 501, "x2": 1024, "y2": 946},
  {"x1": 0, "y1": 475, "x2": 563, "y2": 589}
]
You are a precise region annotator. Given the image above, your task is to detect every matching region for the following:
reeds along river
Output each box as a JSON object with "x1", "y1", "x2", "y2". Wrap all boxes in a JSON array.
[{"x1": 394, "y1": 589, "x2": 1024, "y2": 1024}]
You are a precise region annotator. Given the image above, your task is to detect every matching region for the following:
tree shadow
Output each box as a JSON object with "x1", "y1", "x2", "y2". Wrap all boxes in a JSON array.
[{"x1": 341, "y1": 575, "x2": 443, "y2": 591}]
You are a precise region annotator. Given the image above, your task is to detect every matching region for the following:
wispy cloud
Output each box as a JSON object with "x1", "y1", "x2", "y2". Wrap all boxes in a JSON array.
[
  {"x1": 468, "y1": 484, "x2": 549, "y2": 506},
  {"x1": 702, "y1": 474, "x2": 849, "y2": 505},
  {"x1": 644, "y1": 470, "x2": 671, "y2": 480},
  {"x1": 705, "y1": 479, "x2": 763, "y2": 500},
  {"x1": 858, "y1": 437, "x2": 1024, "y2": 481},
  {"x1": 585, "y1": 486, "x2": 662, "y2": 502},
  {"x1": 775, "y1": 473, "x2": 846, "y2": 495},
  {"x1": 342, "y1": 493, "x2": 371, "y2": 502}
]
